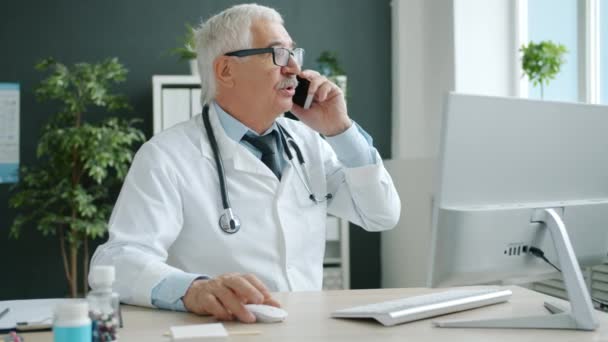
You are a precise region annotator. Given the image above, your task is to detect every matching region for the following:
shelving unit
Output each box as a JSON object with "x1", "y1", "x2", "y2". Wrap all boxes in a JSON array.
[
  {"x1": 531, "y1": 263, "x2": 608, "y2": 311},
  {"x1": 152, "y1": 75, "x2": 350, "y2": 290}
]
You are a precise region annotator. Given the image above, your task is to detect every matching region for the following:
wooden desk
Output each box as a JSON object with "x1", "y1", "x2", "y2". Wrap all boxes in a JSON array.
[{"x1": 21, "y1": 286, "x2": 608, "y2": 341}]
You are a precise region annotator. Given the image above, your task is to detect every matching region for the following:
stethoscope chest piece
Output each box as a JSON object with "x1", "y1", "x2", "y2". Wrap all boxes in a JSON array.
[{"x1": 219, "y1": 208, "x2": 241, "y2": 234}]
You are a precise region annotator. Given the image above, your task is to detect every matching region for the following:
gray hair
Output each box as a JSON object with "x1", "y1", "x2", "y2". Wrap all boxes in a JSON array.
[{"x1": 194, "y1": 4, "x2": 284, "y2": 105}]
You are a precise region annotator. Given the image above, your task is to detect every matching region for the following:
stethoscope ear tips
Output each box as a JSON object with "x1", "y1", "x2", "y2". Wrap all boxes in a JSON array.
[{"x1": 308, "y1": 193, "x2": 333, "y2": 204}]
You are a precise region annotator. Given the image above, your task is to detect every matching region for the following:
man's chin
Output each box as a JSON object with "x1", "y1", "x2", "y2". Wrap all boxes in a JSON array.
[{"x1": 275, "y1": 100, "x2": 294, "y2": 115}]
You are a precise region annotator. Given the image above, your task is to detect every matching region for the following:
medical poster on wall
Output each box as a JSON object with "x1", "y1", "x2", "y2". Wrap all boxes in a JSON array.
[{"x1": 0, "y1": 83, "x2": 20, "y2": 183}]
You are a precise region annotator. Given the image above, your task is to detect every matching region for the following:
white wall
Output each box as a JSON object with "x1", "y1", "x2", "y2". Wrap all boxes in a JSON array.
[
  {"x1": 385, "y1": 0, "x2": 455, "y2": 289},
  {"x1": 382, "y1": 158, "x2": 435, "y2": 288},
  {"x1": 390, "y1": 0, "x2": 456, "y2": 160},
  {"x1": 390, "y1": 0, "x2": 519, "y2": 161},
  {"x1": 384, "y1": 0, "x2": 520, "y2": 288},
  {"x1": 454, "y1": 0, "x2": 519, "y2": 97}
]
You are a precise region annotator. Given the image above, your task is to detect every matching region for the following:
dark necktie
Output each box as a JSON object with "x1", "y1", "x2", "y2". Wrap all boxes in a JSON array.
[{"x1": 242, "y1": 131, "x2": 282, "y2": 180}]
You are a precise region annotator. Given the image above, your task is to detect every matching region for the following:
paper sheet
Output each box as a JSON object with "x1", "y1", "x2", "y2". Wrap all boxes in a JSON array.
[
  {"x1": 170, "y1": 323, "x2": 228, "y2": 341},
  {"x1": 0, "y1": 298, "x2": 78, "y2": 331},
  {"x1": 0, "y1": 83, "x2": 20, "y2": 183}
]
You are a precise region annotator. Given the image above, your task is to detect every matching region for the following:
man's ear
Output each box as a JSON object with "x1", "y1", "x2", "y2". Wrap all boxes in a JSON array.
[{"x1": 214, "y1": 56, "x2": 235, "y2": 88}]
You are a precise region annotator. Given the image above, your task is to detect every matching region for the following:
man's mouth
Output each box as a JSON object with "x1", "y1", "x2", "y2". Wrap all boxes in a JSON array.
[{"x1": 279, "y1": 86, "x2": 296, "y2": 96}]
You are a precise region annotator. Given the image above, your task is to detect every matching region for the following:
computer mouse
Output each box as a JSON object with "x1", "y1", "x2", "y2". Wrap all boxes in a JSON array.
[{"x1": 244, "y1": 304, "x2": 288, "y2": 323}]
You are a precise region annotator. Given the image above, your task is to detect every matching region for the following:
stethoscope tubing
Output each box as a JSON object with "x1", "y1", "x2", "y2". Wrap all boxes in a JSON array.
[
  {"x1": 202, "y1": 105, "x2": 332, "y2": 234},
  {"x1": 203, "y1": 106, "x2": 231, "y2": 210},
  {"x1": 279, "y1": 126, "x2": 330, "y2": 203}
]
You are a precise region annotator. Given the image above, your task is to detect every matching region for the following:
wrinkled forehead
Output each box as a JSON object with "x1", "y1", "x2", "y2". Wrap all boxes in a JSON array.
[{"x1": 250, "y1": 19, "x2": 296, "y2": 49}]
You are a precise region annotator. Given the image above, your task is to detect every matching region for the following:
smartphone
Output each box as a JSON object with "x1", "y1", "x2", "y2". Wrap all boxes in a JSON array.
[{"x1": 293, "y1": 76, "x2": 312, "y2": 109}]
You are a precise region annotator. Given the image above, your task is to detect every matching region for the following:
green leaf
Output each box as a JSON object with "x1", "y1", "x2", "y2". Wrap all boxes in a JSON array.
[
  {"x1": 169, "y1": 23, "x2": 198, "y2": 61},
  {"x1": 520, "y1": 40, "x2": 568, "y2": 91}
]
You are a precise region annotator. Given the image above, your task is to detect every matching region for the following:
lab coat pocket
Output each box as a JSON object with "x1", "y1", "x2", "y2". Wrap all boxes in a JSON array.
[{"x1": 284, "y1": 164, "x2": 327, "y2": 282}]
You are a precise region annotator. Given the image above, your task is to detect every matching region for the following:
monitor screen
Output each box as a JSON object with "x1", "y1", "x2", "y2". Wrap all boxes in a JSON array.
[{"x1": 428, "y1": 93, "x2": 608, "y2": 287}]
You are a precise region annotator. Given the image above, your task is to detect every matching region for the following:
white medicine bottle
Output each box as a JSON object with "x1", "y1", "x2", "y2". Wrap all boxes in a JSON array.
[
  {"x1": 87, "y1": 265, "x2": 120, "y2": 342},
  {"x1": 53, "y1": 301, "x2": 92, "y2": 342}
]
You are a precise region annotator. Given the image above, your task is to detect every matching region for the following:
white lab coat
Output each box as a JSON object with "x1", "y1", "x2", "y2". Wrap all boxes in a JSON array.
[{"x1": 91, "y1": 105, "x2": 400, "y2": 307}]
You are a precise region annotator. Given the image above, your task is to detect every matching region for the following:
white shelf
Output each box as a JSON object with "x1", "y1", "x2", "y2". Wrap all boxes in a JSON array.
[
  {"x1": 152, "y1": 75, "x2": 350, "y2": 290},
  {"x1": 152, "y1": 75, "x2": 200, "y2": 135}
]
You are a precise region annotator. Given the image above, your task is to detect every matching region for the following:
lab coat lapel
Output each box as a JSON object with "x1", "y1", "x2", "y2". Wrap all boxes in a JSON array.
[{"x1": 198, "y1": 104, "x2": 279, "y2": 180}]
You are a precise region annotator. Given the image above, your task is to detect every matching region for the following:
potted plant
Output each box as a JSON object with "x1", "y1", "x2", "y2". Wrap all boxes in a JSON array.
[
  {"x1": 171, "y1": 23, "x2": 198, "y2": 75},
  {"x1": 316, "y1": 50, "x2": 347, "y2": 95},
  {"x1": 9, "y1": 58, "x2": 146, "y2": 297},
  {"x1": 520, "y1": 40, "x2": 568, "y2": 99}
]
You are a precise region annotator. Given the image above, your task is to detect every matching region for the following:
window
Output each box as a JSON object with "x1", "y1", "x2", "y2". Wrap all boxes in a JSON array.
[
  {"x1": 527, "y1": 0, "x2": 579, "y2": 101},
  {"x1": 521, "y1": 0, "x2": 606, "y2": 104}
]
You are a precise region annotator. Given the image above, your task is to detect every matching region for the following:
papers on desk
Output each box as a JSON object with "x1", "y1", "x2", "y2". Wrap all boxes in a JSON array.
[
  {"x1": 0, "y1": 298, "x2": 79, "y2": 332},
  {"x1": 170, "y1": 323, "x2": 228, "y2": 341},
  {"x1": 168, "y1": 323, "x2": 261, "y2": 340}
]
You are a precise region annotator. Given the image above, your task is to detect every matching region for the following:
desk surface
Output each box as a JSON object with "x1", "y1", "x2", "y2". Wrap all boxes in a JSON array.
[{"x1": 21, "y1": 286, "x2": 608, "y2": 341}]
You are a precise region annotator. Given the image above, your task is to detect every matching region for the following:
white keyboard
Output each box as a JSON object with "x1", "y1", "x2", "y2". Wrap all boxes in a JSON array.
[{"x1": 331, "y1": 287, "x2": 512, "y2": 326}]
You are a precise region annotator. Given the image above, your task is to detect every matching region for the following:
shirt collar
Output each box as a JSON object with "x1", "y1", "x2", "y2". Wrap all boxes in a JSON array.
[{"x1": 212, "y1": 101, "x2": 279, "y2": 142}]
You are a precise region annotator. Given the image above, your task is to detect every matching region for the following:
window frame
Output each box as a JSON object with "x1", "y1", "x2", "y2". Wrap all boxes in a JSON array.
[{"x1": 516, "y1": 0, "x2": 601, "y2": 104}]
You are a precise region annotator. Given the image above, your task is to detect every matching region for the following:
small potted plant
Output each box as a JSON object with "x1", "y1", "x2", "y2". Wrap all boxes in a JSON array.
[
  {"x1": 171, "y1": 23, "x2": 198, "y2": 75},
  {"x1": 316, "y1": 51, "x2": 347, "y2": 96},
  {"x1": 520, "y1": 40, "x2": 568, "y2": 99}
]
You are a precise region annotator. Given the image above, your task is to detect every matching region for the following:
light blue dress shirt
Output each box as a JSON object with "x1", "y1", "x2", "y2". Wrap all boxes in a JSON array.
[{"x1": 151, "y1": 101, "x2": 378, "y2": 311}]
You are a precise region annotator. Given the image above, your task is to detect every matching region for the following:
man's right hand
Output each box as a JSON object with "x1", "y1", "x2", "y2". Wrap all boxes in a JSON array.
[{"x1": 182, "y1": 273, "x2": 281, "y2": 323}]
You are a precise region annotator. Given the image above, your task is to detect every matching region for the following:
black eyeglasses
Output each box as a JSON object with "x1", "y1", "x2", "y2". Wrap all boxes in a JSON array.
[{"x1": 225, "y1": 47, "x2": 304, "y2": 67}]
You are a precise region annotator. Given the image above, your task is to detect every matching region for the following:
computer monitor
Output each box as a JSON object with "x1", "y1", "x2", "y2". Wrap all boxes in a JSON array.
[{"x1": 427, "y1": 93, "x2": 608, "y2": 330}]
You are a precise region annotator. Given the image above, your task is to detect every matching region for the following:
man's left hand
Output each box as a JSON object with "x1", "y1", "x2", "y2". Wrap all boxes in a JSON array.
[{"x1": 289, "y1": 70, "x2": 351, "y2": 136}]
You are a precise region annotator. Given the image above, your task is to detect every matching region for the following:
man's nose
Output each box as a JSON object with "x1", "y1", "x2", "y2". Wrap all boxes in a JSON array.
[{"x1": 281, "y1": 55, "x2": 301, "y2": 75}]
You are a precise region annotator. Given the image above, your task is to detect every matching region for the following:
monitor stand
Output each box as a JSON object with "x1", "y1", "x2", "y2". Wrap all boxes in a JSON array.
[{"x1": 435, "y1": 208, "x2": 599, "y2": 330}]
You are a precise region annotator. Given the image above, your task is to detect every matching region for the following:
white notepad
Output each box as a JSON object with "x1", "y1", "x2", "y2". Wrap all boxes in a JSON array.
[
  {"x1": 170, "y1": 323, "x2": 228, "y2": 341},
  {"x1": 0, "y1": 298, "x2": 79, "y2": 332}
]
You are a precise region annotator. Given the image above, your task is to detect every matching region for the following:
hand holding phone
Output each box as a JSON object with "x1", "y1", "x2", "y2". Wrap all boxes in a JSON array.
[{"x1": 292, "y1": 76, "x2": 312, "y2": 109}]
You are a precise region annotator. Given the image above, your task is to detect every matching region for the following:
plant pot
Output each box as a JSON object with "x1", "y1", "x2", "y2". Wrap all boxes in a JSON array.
[{"x1": 189, "y1": 59, "x2": 199, "y2": 76}]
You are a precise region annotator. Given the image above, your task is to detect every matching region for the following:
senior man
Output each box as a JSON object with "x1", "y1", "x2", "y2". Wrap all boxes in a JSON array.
[{"x1": 91, "y1": 3, "x2": 400, "y2": 323}]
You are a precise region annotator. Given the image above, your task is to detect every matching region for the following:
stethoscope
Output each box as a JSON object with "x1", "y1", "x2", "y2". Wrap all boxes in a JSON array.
[{"x1": 202, "y1": 105, "x2": 332, "y2": 234}]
